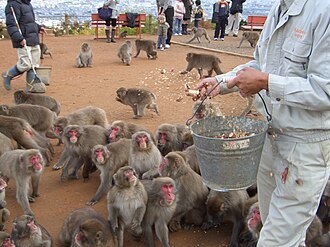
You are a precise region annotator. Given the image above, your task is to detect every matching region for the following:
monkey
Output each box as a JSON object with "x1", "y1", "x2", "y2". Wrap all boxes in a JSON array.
[
  {"x1": 202, "y1": 189, "x2": 250, "y2": 247},
  {"x1": 181, "y1": 132, "x2": 194, "y2": 150},
  {"x1": 59, "y1": 207, "x2": 113, "y2": 247},
  {"x1": 317, "y1": 179, "x2": 330, "y2": 223},
  {"x1": 87, "y1": 139, "x2": 131, "y2": 206},
  {"x1": 0, "y1": 133, "x2": 15, "y2": 157},
  {"x1": 40, "y1": 42, "x2": 53, "y2": 59},
  {"x1": 237, "y1": 31, "x2": 260, "y2": 48},
  {"x1": 141, "y1": 177, "x2": 177, "y2": 247},
  {"x1": 155, "y1": 123, "x2": 189, "y2": 156},
  {"x1": 0, "y1": 116, "x2": 50, "y2": 165},
  {"x1": 312, "y1": 232, "x2": 330, "y2": 247},
  {"x1": 0, "y1": 177, "x2": 10, "y2": 231},
  {"x1": 159, "y1": 152, "x2": 209, "y2": 231},
  {"x1": 107, "y1": 166, "x2": 148, "y2": 247},
  {"x1": 119, "y1": 30, "x2": 128, "y2": 38},
  {"x1": 107, "y1": 120, "x2": 153, "y2": 143},
  {"x1": 115, "y1": 87, "x2": 159, "y2": 119},
  {"x1": 134, "y1": 39, "x2": 158, "y2": 60},
  {"x1": 117, "y1": 40, "x2": 132, "y2": 66},
  {"x1": 0, "y1": 149, "x2": 44, "y2": 216},
  {"x1": 75, "y1": 43, "x2": 93, "y2": 68},
  {"x1": 58, "y1": 125, "x2": 108, "y2": 182},
  {"x1": 128, "y1": 131, "x2": 163, "y2": 179},
  {"x1": 11, "y1": 214, "x2": 52, "y2": 247},
  {"x1": 180, "y1": 52, "x2": 223, "y2": 79},
  {"x1": 182, "y1": 145, "x2": 201, "y2": 174},
  {"x1": 187, "y1": 27, "x2": 211, "y2": 44},
  {"x1": 53, "y1": 106, "x2": 108, "y2": 141},
  {"x1": 0, "y1": 231, "x2": 14, "y2": 247},
  {"x1": 13, "y1": 90, "x2": 61, "y2": 116},
  {"x1": 191, "y1": 100, "x2": 222, "y2": 120}
]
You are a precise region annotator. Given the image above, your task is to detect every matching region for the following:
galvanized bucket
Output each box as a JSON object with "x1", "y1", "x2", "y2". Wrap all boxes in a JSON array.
[
  {"x1": 191, "y1": 116, "x2": 268, "y2": 191},
  {"x1": 35, "y1": 66, "x2": 52, "y2": 85}
]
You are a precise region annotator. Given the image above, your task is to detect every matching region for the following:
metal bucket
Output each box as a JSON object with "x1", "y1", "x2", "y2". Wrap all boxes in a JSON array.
[
  {"x1": 191, "y1": 116, "x2": 268, "y2": 191},
  {"x1": 35, "y1": 66, "x2": 52, "y2": 85}
]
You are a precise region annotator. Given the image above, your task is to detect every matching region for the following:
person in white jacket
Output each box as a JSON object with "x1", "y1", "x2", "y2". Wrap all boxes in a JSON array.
[
  {"x1": 193, "y1": 0, "x2": 330, "y2": 246},
  {"x1": 174, "y1": 0, "x2": 186, "y2": 35}
]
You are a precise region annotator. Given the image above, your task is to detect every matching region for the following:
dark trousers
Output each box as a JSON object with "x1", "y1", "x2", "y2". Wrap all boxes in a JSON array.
[
  {"x1": 214, "y1": 17, "x2": 227, "y2": 39},
  {"x1": 164, "y1": 6, "x2": 174, "y2": 45},
  {"x1": 194, "y1": 19, "x2": 200, "y2": 28}
]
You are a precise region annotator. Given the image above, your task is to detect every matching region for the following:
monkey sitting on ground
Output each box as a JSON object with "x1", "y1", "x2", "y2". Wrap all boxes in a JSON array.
[
  {"x1": 180, "y1": 53, "x2": 223, "y2": 79},
  {"x1": 117, "y1": 40, "x2": 133, "y2": 66},
  {"x1": 0, "y1": 231, "x2": 14, "y2": 247},
  {"x1": 59, "y1": 207, "x2": 113, "y2": 247},
  {"x1": 14, "y1": 90, "x2": 61, "y2": 116},
  {"x1": 75, "y1": 43, "x2": 93, "y2": 68},
  {"x1": 115, "y1": 87, "x2": 159, "y2": 119},
  {"x1": 119, "y1": 30, "x2": 128, "y2": 38},
  {"x1": 107, "y1": 166, "x2": 147, "y2": 246},
  {"x1": 187, "y1": 27, "x2": 211, "y2": 43},
  {"x1": 237, "y1": 31, "x2": 260, "y2": 48},
  {"x1": 134, "y1": 39, "x2": 158, "y2": 60},
  {"x1": 0, "y1": 149, "x2": 44, "y2": 216},
  {"x1": 40, "y1": 43, "x2": 53, "y2": 59},
  {"x1": 11, "y1": 215, "x2": 52, "y2": 247}
]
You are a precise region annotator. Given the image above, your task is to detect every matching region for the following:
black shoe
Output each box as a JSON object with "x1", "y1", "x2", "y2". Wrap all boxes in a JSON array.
[{"x1": 233, "y1": 34, "x2": 238, "y2": 37}]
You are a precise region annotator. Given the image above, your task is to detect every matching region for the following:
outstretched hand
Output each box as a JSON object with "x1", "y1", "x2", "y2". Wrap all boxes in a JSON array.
[{"x1": 192, "y1": 77, "x2": 221, "y2": 100}]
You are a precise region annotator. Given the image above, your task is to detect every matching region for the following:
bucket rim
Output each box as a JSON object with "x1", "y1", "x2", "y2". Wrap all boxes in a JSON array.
[{"x1": 190, "y1": 115, "x2": 269, "y2": 141}]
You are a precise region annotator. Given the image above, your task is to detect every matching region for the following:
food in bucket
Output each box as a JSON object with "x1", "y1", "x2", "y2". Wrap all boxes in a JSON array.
[{"x1": 215, "y1": 131, "x2": 255, "y2": 139}]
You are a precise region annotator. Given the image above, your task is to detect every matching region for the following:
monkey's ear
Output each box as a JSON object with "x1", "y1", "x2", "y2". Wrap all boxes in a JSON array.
[
  {"x1": 1, "y1": 105, "x2": 9, "y2": 114},
  {"x1": 95, "y1": 230, "x2": 103, "y2": 240},
  {"x1": 113, "y1": 173, "x2": 118, "y2": 185}
]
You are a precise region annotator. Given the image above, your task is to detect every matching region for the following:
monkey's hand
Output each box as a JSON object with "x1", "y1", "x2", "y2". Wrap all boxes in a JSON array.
[
  {"x1": 86, "y1": 199, "x2": 98, "y2": 206},
  {"x1": 130, "y1": 221, "x2": 142, "y2": 236},
  {"x1": 169, "y1": 219, "x2": 181, "y2": 232}
]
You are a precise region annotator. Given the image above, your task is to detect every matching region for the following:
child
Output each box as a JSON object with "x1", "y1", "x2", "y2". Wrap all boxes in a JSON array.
[
  {"x1": 157, "y1": 14, "x2": 169, "y2": 50},
  {"x1": 174, "y1": 0, "x2": 186, "y2": 35},
  {"x1": 193, "y1": 0, "x2": 204, "y2": 28},
  {"x1": 212, "y1": 0, "x2": 229, "y2": 41}
]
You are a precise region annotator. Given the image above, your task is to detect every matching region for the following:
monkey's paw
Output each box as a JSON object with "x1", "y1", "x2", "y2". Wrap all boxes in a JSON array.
[
  {"x1": 169, "y1": 220, "x2": 181, "y2": 232},
  {"x1": 28, "y1": 196, "x2": 36, "y2": 203},
  {"x1": 86, "y1": 199, "x2": 98, "y2": 206}
]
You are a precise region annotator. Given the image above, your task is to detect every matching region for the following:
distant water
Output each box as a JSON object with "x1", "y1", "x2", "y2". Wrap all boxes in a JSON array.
[{"x1": 0, "y1": 0, "x2": 276, "y2": 26}]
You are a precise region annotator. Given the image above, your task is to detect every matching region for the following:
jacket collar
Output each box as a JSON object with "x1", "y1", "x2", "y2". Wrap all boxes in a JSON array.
[{"x1": 287, "y1": 0, "x2": 308, "y2": 16}]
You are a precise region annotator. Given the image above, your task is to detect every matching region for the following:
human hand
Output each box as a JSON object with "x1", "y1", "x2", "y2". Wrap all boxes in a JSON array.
[
  {"x1": 20, "y1": 39, "x2": 26, "y2": 46},
  {"x1": 39, "y1": 26, "x2": 47, "y2": 35},
  {"x1": 227, "y1": 67, "x2": 269, "y2": 97},
  {"x1": 193, "y1": 77, "x2": 221, "y2": 99}
]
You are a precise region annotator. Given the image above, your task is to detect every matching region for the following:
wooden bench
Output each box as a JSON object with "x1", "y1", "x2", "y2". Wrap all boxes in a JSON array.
[
  {"x1": 91, "y1": 13, "x2": 146, "y2": 40},
  {"x1": 241, "y1": 15, "x2": 267, "y2": 31}
]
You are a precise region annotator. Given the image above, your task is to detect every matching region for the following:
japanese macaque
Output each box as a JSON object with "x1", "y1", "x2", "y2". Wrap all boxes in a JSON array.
[
  {"x1": 237, "y1": 31, "x2": 259, "y2": 48},
  {"x1": 40, "y1": 42, "x2": 53, "y2": 59},
  {"x1": 191, "y1": 100, "x2": 222, "y2": 120},
  {"x1": 317, "y1": 179, "x2": 330, "y2": 223},
  {"x1": 159, "y1": 152, "x2": 208, "y2": 231},
  {"x1": 155, "y1": 123, "x2": 189, "y2": 156},
  {"x1": 134, "y1": 39, "x2": 158, "y2": 59},
  {"x1": 0, "y1": 149, "x2": 44, "y2": 216},
  {"x1": 11, "y1": 215, "x2": 52, "y2": 247},
  {"x1": 0, "y1": 116, "x2": 50, "y2": 165},
  {"x1": 181, "y1": 132, "x2": 194, "y2": 150},
  {"x1": 87, "y1": 139, "x2": 131, "y2": 206},
  {"x1": 187, "y1": 27, "x2": 211, "y2": 43},
  {"x1": 182, "y1": 145, "x2": 200, "y2": 174},
  {"x1": 75, "y1": 43, "x2": 93, "y2": 68},
  {"x1": 57, "y1": 125, "x2": 108, "y2": 181},
  {"x1": 180, "y1": 53, "x2": 223, "y2": 79},
  {"x1": 117, "y1": 40, "x2": 132, "y2": 65},
  {"x1": 119, "y1": 30, "x2": 128, "y2": 38},
  {"x1": 0, "y1": 133, "x2": 15, "y2": 157},
  {"x1": 202, "y1": 190, "x2": 249, "y2": 247},
  {"x1": 107, "y1": 120, "x2": 153, "y2": 143},
  {"x1": 14, "y1": 90, "x2": 61, "y2": 116},
  {"x1": 59, "y1": 207, "x2": 113, "y2": 247},
  {"x1": 0, "y1": 177, "x2": 10, "y2": 232},
  {"x1": 128, "y1": 131, "x2": 163, "y2": 179},
  {"x1": 107, "y1": 166, "x2": 148, "y2": 247},
  {"x1": 142, "y1": 177, "x2": 177, "y2": 247},
  {"x1": 312, "y1": 232, "x2": 330, "y2": 247},
  {"x1": 52, "y1": 105, "x2": 108, "y2": 148},
  {"x1": 0, "y1": 231, "x2": 14, "y2": 247},
  {"x1": 115, "y1": 87, "x2": 159, "y2": 119}
]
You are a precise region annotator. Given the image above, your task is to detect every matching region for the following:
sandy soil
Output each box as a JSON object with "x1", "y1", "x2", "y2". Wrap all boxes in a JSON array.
[{"x1": 0, "y1": 32, "x2": 257, "y2": 247}]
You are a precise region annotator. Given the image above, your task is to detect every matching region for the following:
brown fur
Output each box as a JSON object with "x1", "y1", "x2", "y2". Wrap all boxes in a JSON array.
[
  {"x1": 237, "y1": 31, "x2": 259, "y2": 48},
  {"x1": 187, "y1": 27, "x2": 211, "y2": 44},
  {"x1": 0, "y1": 133, "x2": 15, "y2": 157},
  {"x1": 134, "y1": 39, "x2": 157, "y2": 59},
  {"x1": 75, "y1": 43, "x2": 93, "y2": 68},
  {"x1": 40, "y1": 42, "x2": 53, "y2": 59},
  {"x1": 117, "y1": 40, "x2": 132, "y2": 65}
]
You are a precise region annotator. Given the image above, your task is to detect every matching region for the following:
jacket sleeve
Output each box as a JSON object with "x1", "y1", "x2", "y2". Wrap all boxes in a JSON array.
[{"x1": 5, "y1": 3, "x2": 24, "y2": 43}]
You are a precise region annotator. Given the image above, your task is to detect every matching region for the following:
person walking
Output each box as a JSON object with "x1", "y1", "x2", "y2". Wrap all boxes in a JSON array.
[
  {"x1": 174, "y1": 0, "x2": 185, "y2": 35},
  {"x1": 103, "y1": 0, "x2": 119, "y2": 43},
  {"x1": 212, "y1": 0, "x2": 229, "y2": 41},
  {"x1": 157, "y1": 0, "x2": 174, "y2": 49},
  {"x1": 2, "y1": 0, "x2": 47, "y2": 93},
  {"x1": 157, "y1": 14, "x2": 169, "y2": 50},
  {"x1": 225, "y1": 0, "x2": 245, "y2": 37},
  {"x1": 194, "y1": 0, "x2": 330, "y2": 246}
]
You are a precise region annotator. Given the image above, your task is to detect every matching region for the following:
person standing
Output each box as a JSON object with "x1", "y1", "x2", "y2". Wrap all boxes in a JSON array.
[
  {"x1": 225, "y1": 0, "x2": 245, "y2": 37},
  {"x1": 103, "y1": 0, "x2": 119, "y2": 43},
  {"x1": 181, "y1": 0, "x2": 193, "y2": 35},
  {"x1": 193, "y1": 0, "x2": 204, "y2": 28},
  {"x1": 157, "y1": 14, "x2": 169, "y2": 50},
  {"x1": 2, "y1": 0, "x2": 47, "y2": 93},
  {"x1": 174, "y1": 0, "x2": 185, "y2": 35},
  {"x1": 194, "y1": 0, "x2": 330, "y2": 246},
  {"x1": 212, "y1": 0, "x2": 229, "y2": 41},
  {"x1": 157, "y1": 0, "x2": 174, "y2": 49}
]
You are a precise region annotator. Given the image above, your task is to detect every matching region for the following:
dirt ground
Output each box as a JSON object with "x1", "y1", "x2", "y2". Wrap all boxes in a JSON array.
[{"x1": 0, "y1": 32, "x2": 257, "y2": 246}]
